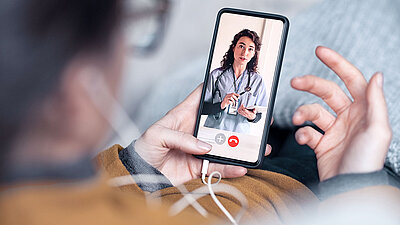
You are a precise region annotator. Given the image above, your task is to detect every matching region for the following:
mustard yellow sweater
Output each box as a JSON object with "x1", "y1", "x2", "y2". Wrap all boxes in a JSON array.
[{"x1": 2, "y1": 144, "x2": 399, "y2": 224}]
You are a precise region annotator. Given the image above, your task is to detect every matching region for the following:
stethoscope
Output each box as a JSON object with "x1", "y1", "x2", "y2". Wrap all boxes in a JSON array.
[{"x1": 212, "y1": 67, "x2": 251, "y2": 104}]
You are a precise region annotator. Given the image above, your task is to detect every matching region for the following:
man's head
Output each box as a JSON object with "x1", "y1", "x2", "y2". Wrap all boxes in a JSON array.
[{"x1": 0, "y1": 0, "x2": 124, "y2": 177}]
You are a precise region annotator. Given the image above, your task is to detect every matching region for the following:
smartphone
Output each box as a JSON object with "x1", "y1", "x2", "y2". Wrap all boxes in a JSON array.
[{"x1": 194, "y1": 8, "x2": 289, "y2": 168}]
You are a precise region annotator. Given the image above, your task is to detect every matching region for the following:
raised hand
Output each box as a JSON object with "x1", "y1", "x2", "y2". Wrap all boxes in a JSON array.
[{"x1": 291, "y1": 46, "x2": 392, "y2": 181}]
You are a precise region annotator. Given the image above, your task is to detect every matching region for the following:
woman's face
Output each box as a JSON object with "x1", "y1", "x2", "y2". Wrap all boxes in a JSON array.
[{"x1": 233, "y1": 36, "x2": 256, "y2": 67}]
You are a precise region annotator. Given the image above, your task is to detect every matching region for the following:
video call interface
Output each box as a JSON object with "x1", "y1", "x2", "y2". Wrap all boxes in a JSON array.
[{"x1": 197, "y1": 12, "x2": 284, "y2": 163}]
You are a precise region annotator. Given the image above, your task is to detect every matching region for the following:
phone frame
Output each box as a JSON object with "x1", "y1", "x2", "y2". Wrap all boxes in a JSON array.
[{"x1": 194, "y1": 8, "x2": 289, "y2": 168}]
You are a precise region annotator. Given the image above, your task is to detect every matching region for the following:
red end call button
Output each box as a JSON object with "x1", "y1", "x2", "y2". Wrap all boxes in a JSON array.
[{"x1": 227, "y1": 135, "x2": 239, "y2": 147}]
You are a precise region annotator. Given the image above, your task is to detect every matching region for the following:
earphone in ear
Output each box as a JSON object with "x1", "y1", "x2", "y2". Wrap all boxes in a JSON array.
[{"x1": 79, "y1": 66, "x2": 141, "y2": 147}]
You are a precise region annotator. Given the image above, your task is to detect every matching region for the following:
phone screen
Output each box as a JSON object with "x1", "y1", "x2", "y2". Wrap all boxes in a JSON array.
[{"x1": 194, "y1": 8, "x2": 288, "y2": 167}]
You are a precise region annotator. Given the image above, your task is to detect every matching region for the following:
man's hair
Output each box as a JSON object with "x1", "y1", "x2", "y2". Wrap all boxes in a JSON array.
[
  {"x1": 220, "y1": 29, "x2": 262, "y2": 73},
  {"x1": 0, "y1": 0, "x2": 122, "y2": 176}
]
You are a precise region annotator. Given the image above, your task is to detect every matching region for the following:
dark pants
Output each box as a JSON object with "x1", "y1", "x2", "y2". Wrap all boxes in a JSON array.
[{"x1": 263, "y1": 126, "x2": 319, "y2": 192}]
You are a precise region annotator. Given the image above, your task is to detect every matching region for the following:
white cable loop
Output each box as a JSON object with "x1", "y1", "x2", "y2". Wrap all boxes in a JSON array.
[
  {"x1": 108, "y1": 160, "x2": 248, "y2": 225},
  {"x1": 208, "y1": 171, "x2": 242, "y2": 225},
  {"x1": 169, "y1": 178, "x2": 248, "y2": 224},
  {"x1": 108, "y1": 174, "x2": 207, "y2": 216}
]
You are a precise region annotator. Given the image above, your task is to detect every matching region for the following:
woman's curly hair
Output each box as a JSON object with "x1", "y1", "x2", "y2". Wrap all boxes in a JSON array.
[{"x1": 220, "y1": 29, "x2": 261, "y2": 73}]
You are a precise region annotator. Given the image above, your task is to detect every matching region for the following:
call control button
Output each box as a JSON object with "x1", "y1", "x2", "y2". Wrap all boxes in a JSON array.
[
  {"x1": 227, "y1": 135, "x2": 239, "y2": 147},
  {"x1": 214, "y1": 133, "x2": 226, "y2": 145}
]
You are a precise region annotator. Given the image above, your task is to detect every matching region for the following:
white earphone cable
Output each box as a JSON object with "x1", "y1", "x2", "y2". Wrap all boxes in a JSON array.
[{"x1": 201, "y1": 159, "x2": 245, "y2": 225}]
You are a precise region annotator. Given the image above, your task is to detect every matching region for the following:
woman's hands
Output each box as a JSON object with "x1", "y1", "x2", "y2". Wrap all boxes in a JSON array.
[
  {"x1": 134, "y1": 85, "x2": 272, "y2": 186},
  {"x1": 292, "y1": 46, "x2": 392, "y2": 181},
  {"x1": 221, "y1": 93, "x2": 239, "y2": 109},
  {"x1": 221, "y1": 92, "x2": 256, "y2": 120},
  {"x1": 238, "y1": 104, "x2": 256, "y2": 120}
]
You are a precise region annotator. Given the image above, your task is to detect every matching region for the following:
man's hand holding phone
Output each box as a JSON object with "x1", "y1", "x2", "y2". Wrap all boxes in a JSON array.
[{"x1": 134, "y1": 84, "x2": 272, "y2": 186}]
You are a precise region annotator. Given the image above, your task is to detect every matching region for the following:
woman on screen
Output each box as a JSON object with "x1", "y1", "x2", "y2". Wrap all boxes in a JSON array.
[{"x1": 202, "y1": 29, "x2": 268, "y2": 134}]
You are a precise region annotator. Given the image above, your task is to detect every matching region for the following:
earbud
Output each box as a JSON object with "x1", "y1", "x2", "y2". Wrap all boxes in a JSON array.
[{"x1": 79, "y1": 66, "x2": 141, "y2": 147}]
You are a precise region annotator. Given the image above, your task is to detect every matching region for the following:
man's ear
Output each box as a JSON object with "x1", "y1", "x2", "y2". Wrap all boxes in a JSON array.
[
  {"x1": 40, "y1": 57, "x2": 106, "y2": 140},
  {"x1": 57, "y1": 58, "x2": 97, "y2": 116}
]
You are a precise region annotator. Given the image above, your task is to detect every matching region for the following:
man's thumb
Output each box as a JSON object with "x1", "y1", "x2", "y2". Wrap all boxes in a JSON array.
[
  {"x1": 366, "y1": 72, "x2": 390, "y2": 131},
  {"x1": 160, "y1": 128, "x2": 212, "y2": 154}
]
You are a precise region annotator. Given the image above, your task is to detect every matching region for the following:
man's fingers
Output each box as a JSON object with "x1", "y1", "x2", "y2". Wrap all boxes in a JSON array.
[
  {"x1": 158, "y1": 126, "x2": 212, "y2": 154},
  {"x1": 265, "y1": 144, "x2": 272, "y2": 156},
  {"x1": 366, "y1": 72, "x2": 392, "y2": 139},
  {"x1": 291, "y1": 75, "x2": 352, "y2": 114},
  {"x1": 295, "y1": 126, "x2": 323, "y2": 149},
  {"x1": 293, "y1": 103, "x2": 336, "y2": 131},
  {"x1": 207, "y1": 163, "x2": 247, "y2": 178},
  {"x1": 315, "y1": 46, "x2": 368, "y2": 100}
]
